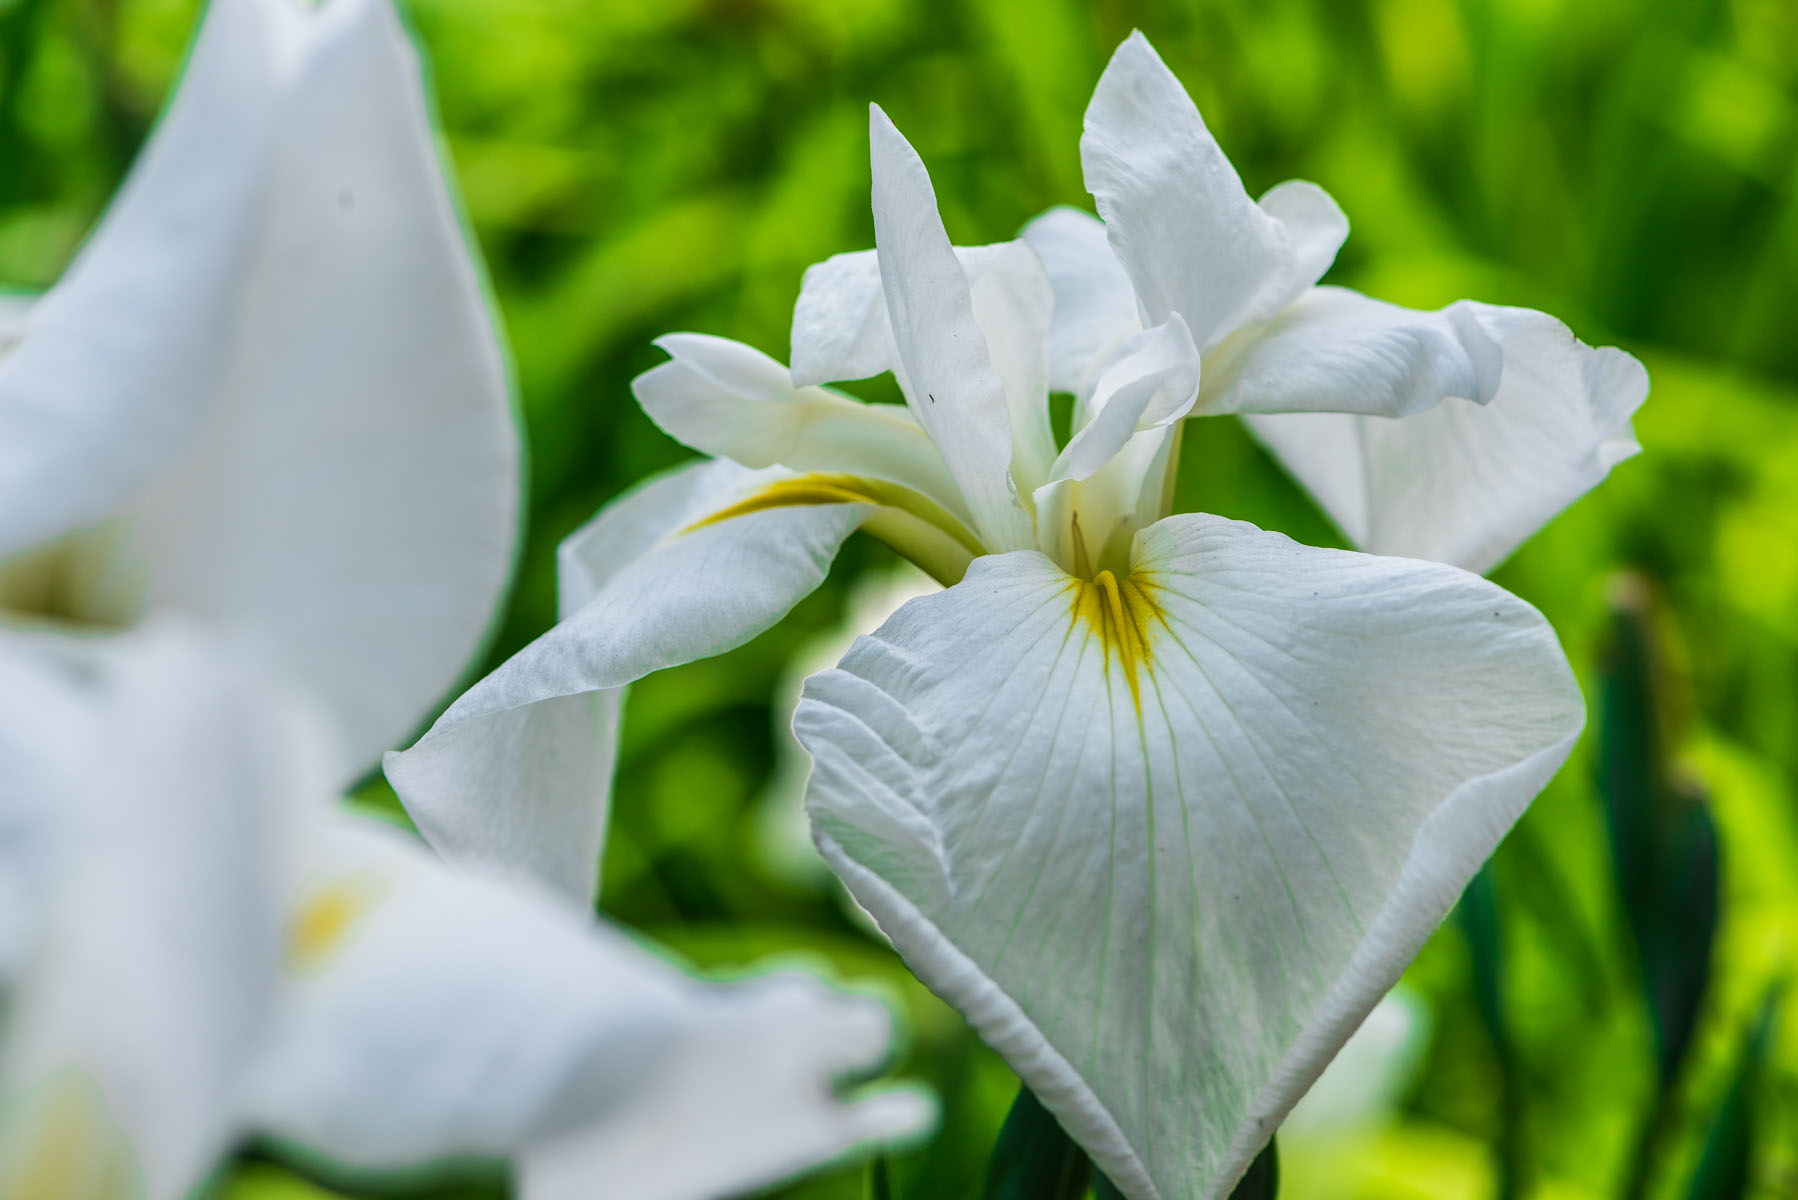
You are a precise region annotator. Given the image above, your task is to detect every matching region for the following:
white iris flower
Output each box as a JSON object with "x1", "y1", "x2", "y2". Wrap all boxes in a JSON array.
[{"x1": 389, "y1": 30, "x2": 1644, "y2": 1200}]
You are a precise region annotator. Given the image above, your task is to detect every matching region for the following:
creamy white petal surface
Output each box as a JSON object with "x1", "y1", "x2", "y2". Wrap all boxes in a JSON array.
[
  {"x1": 388, "y1": 460, "x2": 868, "y2": 903},
  {"x1": 1081, "y1": 34, "x2": 1321, "y2": 351},
  {"x1": 1245, "y1": 304, "x2": 1647, "y2": 571},
  {"x1": 0, "y1": 0, "x2": 518, "y2": 777},
  {"x1": 634, "y1": 333, "x2": 967, "y2": 518},
  {"x1": 0, "y1": 627, "x2": 328, "y2": 1200},
  {"x1": 797, "y1": 515, "x2": 1582, "y2": 1200},
  {"x1": 245, "y1": 820, "x2": 930, "y2": 1196}
]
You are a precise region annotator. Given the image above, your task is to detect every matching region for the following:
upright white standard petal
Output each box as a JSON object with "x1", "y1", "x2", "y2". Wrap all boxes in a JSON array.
[
  {"x1": 1082, "y1": 34, "x2": 1319, "y2": 350},
  {"x1": 0, "y1": 626, "x2": 331, "y2": 1200},
  {"x1": 798, "y1": 516, "x2": 1582, "y2": 1200},
  {"x1": 1052, "y1": 315, "x2": 1201, "y2": 484},
  {"x1": 966, "y1": 242, "x2": 1059, "y2": 495},
  {"x1": 1244, "y1": 304, "x2": 1647, "y2": 571},
  {"x1": 388, "y1": 460, "x2": 871, "y2": 903},
  {"x1": 245, "y1": 819, "x2": 931, "y2": 1199},
  {"x1": 0, "y1": 0, "x2": 519, "y2": 776},
  {"x1": 787, "y1": 239, "x2": 1058, "y2": 498},
  {"x1": 789, "y1": 244, "x2": 1007, "y2": 388},
  {"x1": 869, "y1": 106, "x2": 1034, "y2": 552},
  {"x1": 1020, "y1": 207, "x2": 1142, "y2": 396}
]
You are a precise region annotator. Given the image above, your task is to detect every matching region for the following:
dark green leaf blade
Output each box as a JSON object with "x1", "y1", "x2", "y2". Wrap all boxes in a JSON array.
[{"x1": 981, "y1": 1085, "x2": 1088, "y2": 1200}]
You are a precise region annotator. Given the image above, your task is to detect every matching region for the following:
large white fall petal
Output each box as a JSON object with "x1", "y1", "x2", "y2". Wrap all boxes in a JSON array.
[
  {"x1": 797, "y1": 514, "x2": 1583, "y2": 1200},
  {"x1": 0, "y1": 0, "x2": 517, "y2": 776}
]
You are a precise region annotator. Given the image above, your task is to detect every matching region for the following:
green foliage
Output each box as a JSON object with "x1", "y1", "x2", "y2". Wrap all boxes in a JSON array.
[
  {"x1": 981, "y1": 1087, "x2": 1089, "y2": 1200},
  {"x1": 6, "y1": 0, "x2": 1798, "y2": 1197}
]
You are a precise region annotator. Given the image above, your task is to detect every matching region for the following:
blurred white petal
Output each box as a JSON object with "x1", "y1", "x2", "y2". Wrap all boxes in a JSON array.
[
  {"x1": 0, "y1": 0, "x2": 518, "y2": 776},
  {"x1": 0, "y1": 625, "x2": 333, "y2": 1200},
  {"x1": 246, "y1": 819, "x2": 932, "y2": 1196}
]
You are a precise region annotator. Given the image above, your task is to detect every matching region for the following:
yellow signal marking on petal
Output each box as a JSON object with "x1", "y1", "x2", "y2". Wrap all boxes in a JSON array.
[
  {"x1": 682, "y1": 471, "x2": 985, "y2": 586},
  {"x1": 287, "y1": 875, "x2": 382, "y2": 973},
  {"x1": 684, "y1": 473, "x2": 969, "y2": 542},
  {"x1": 1071, "y1": 569, "x2": 1166, "y2": 713}
]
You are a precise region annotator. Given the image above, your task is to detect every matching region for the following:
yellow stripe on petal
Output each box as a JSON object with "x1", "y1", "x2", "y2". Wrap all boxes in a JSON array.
[
  {"x1": 685, "y1": 471, "x2": 984, "y2": 587},
  {"x1": 1070, "y1": 568, "x2": 1166, "y2": 713}
]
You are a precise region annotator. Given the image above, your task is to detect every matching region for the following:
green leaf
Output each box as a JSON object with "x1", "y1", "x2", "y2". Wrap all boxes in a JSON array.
[
  {"x1": 1458, "y1": 864, "x2": 1524, "y2": 1200},
  {"x1": 1685, "y1": 986, "x2": 1783, "y2": 1200},
  {"x1": 1598, "y1": 575, "x2": 1719, "y2": 1087},
  {"x1": 1226, "y1": 1137, "x2": 1279, "y2": 1200},
  {"x1": 981, "y1": 1085, "x2": 1089, "y2": 1200},
  {"x1": 868, "y1": 1154, "x2": 896, "y2": 1200}
]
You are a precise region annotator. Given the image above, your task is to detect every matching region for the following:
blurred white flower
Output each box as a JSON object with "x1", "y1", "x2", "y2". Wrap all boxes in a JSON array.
[
  {"x1": 0, "y1": 0, "x2": 518, "y2": 778},
  {"x1": 0, "y1": 1, "x2": 930, "y2": 1195},
  {"x1": 0, "y1": 626, "x2": 932, "y2": 1200},
  {"x1": 386, "y1": 30, "x2": 1638, "y2": 1200}
]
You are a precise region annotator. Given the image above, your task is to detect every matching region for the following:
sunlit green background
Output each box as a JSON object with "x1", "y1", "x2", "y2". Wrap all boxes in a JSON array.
[{"x1": 4, "y1": 0, "x2": 1798, "y2": 1195}]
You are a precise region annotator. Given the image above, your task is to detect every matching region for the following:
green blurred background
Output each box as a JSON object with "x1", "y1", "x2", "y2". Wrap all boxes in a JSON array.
[{"x1": 4, "y1": 0, "x2": 1798, "y2": 1195}]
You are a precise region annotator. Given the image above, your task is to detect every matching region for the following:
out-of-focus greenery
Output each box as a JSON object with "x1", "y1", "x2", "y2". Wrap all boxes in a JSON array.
[{"x1": 5, "y1": 0, "x2": 1798, "y2": 1195}]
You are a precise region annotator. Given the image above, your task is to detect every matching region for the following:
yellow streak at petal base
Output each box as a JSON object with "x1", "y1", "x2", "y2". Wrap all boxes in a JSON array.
[
  {"x1": 1070, "y1": 569, "x2": 1166, "y2": 714},
  {"x1": 684, "y1": 472, "x2": 983, "y2": 586}
]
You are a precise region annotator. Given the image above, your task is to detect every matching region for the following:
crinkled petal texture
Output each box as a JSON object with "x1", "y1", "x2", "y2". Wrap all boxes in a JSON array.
[
  {"x1": 0, "y1": 0, "x2": 517, "y2": 775},
  {"x1": 0, "y1": 625, "x2": 329, "y2": 1200},
  {"x1": 1240, "y1": 302, "x2": 1647, "y2": 572},
  {"x1": 244, "y1": 819, "x2": 930, "y2": 1199},
  {"x1": 388, "y1": 459, "x2": 869, "y2": 903},
  {"x1": 797, "y1": 515, "x2": 1583, "y2": 1200}
]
